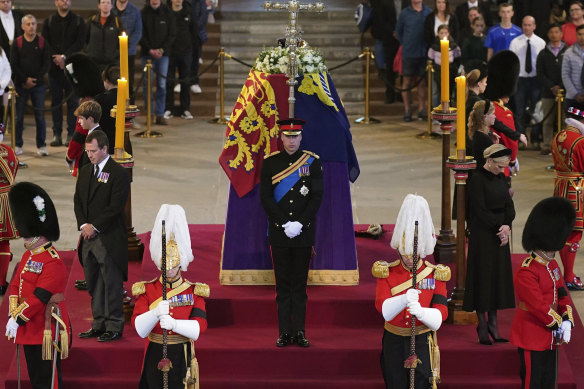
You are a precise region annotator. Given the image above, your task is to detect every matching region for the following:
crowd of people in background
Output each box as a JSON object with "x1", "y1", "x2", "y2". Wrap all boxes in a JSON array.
[
  {"x1": 0, "y1": 0, "x2": 213, "y2": 157},
  {"x1": 371, "y1": 0, "x2": 584, "y2": 155}
]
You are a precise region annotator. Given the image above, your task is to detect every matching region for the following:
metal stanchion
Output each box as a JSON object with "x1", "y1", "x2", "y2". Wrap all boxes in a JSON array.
[
  {"x1": 136, "y1": 60, "x2": 162, "y2": 138},
  {"x1": 8, "y1": 86, "x2": 26, "y2": 168},
  {"x1": 355, "y1": 47, "x2": 380, "y2": 124},
  {"x1": 417, "y1": 61, "x2": 440, "y2": 139},
  {"x1": 210, "y1": 48, "x2": 229, "y2": 124},
  {"x1": 557, "y1": 88, "x2": 564, "y2": 133}
]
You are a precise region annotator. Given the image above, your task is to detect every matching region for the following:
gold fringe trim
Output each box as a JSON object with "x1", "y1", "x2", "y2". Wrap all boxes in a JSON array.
[
  {"x1": 384, "y1": 321, "x2": 430, "y2": 336},
  {"x1": 60, "y1": 330, "x2": 69, "y2": 359},
  {"x1": 219, "y1": 269, "x2": 360, "y2": 286},
  {"x1": 547, "y1": 308, "x2": 562, "y2": 328},
  {"x1": 42, "y1": 330, "x2": 52, "y2": 360},
  {"x1": 565, "y1": 305, "x2": 574, "y2": 325}
]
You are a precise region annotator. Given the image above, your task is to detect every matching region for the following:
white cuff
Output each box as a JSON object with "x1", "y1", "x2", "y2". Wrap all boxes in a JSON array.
[
  {"x1": 381, "y1": 295, "x2": 407, "y2": 322},
  {"x1": 134, "y1": 309, "x2": 160, "y2": 338},
  {"x1": 173, "y1": 319, "x2": 201, "y2": 341},
  {"x1": 417, "y1": 307, "x2": 443, "y2": 331}
]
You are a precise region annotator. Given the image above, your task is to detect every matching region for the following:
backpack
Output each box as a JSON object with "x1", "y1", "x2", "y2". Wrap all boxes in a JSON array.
[{"x1": 16, "y1": 35, "x2": 45, "y2": 50}]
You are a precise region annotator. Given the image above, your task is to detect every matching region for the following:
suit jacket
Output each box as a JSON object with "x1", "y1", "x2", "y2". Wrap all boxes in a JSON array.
[
  {"x1": 0, "y1": 9, "x2": 23, "y2": 60},
  {"x1": 454, "y1": 2, "x2": 492, "y2": 31},
  {"x1": 74, "y1": 156, "x2": 130, "y2": 279}
]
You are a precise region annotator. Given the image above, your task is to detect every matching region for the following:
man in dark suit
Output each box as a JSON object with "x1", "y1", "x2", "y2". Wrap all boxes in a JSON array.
[
  {"x1": 74, "y1": 129, "x2": 129, "y2": 342},
  {"x1": 455, "y1": 0, "x2": 492, "y2": 32},
  {"x1": 0, "y1": 0, "x2": 23, "y2": 60},
  {"x1": 259, "y1": 118, "x2": 323, "y2": 348}
]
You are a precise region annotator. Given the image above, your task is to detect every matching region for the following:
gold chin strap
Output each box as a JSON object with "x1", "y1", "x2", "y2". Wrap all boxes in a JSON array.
[{"x1": 165, "y1": 233, "x2": 181, "y2": 270}]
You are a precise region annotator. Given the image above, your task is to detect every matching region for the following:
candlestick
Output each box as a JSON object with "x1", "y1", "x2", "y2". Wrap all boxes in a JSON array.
[
  {"x1": 440, "y1": 38, "x2": 449, "y2": 104},
  {"x1": 115, "y1": 78, "x2": 127, "y2": 151},
  {"x1": 456, "y1": 76, "x2": 466, "y2": 155},
  {"x1": 119, "y1": 32, "x2": 129, "y2": 82}
]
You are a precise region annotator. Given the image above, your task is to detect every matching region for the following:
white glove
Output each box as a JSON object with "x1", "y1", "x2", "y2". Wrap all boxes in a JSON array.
[
  {"x1": 282, "y1": 221, "x2": 298, "y2": 238},
  {"x1": 173, "y1": 319, "x2": 201, "y2": 341},
  {"x1": 407, "y1": 302, "x2": 444, "y2": 331},
  {"x1": 134, "y1": 308, "x2": 161, "y2": 338},
  {"x1": 5, "y1": 317, "x2": 18, "y2": 340},
  {"x1": 154, "y1": 300, "x2": 170, "y2": 317},
  {"x1": 287, "y1": 221, "x2": 303, "y2": 237},
  {"x1": 159, "y1": 314, "x2": 177, "y2": 331},
  {"x1": 381, "y1": 295, "x2": 407, "y2": 322},
  {"x1": 561, "y1": 320, "x2": 572, "y2": 344},
  {"x1": 404, "y1": 289, "x2": 420, "y2": 304}
]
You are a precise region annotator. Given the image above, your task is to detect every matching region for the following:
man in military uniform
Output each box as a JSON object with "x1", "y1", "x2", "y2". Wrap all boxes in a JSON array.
[
  {"x1": 132, "y1": 204, "x2": 208, "y2": 389},
  {"x1": 0, "y1": 127, "x2": 18, "y2": 295},
  {"x1": 5, "y1": 182, "x2": 71, "y2": 389},
  {"x1": 551, "y1": 106, "x2": 584, "y2": 290},
  {"x1": 259, "y1": 118, "x2": 323, "y2": 348},
  {"x1": 373, "y1": 194, "x2": 449, "y2": 389},
  {"x1": 511, "y1": 197, "x2": 575, "y2": 388}
]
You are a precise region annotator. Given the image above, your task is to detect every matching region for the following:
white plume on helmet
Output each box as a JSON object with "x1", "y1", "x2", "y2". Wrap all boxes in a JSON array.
[
  {"x1": 390, "y1": 194, "x2": 436, "y2": 258},
  {"x1": 150, "y1": 204, "x2": 194, "y2": 271}
]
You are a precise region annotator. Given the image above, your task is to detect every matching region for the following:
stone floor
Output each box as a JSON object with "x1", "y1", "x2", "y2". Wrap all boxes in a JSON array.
[{"x1": 4, "y1": 110, "x2": 584, "y2": 321}]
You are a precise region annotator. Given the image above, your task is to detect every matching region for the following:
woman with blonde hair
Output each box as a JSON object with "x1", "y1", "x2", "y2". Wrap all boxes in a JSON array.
[
  {"x1": 467, "y1": 99, "x2": 497, "y2": 169},
  {"x1": 463, "y1": 144, "x2": 516, "y2": 345}
]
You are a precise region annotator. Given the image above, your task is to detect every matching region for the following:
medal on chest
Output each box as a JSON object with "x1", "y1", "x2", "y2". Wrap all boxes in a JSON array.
[
  {"x1": 97, "y1": 172, "x2": 109, "y2": 183},
  {"x1": 169, "y1": 293, "x2": 194, "y2": 307},
  {"x1": 23, "y1": 259, "x2": 43, "y2": 274},
  {"x1": 300, "y1": 185, "x2": 309, "y2": 196},
  {"x1": 417, "y1": 278, "x2": 435, "y2": 290},
  {"x1": 298, "y1": 164, "x2": 310, "y2": 177},
  {"x1": 553, "y1": 267, "x2": 561, "y2": 281}
]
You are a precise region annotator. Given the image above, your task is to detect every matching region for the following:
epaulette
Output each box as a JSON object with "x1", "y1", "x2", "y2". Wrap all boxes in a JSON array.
[
  {"x1": 521, "y1": 257, "x2": 533, "y2": 268},
  {"x1": 372, "y1": 260, "x2": 399, "y2": 278},
  {"x1": 264, "y1": 151, "x2": 280, "y2": 159},
  {"x1": 185, "y1": 280, "x2": 210, "y2": 298},
  {"x1": 425, "y1": 261, "x2": 451, "y2": 281},
  {"x1": 131, "y1": 277, "x2": 158, "y2": 296},
  {"x1": 303, "y1": 150, "x2": 320, "y2": 159}
]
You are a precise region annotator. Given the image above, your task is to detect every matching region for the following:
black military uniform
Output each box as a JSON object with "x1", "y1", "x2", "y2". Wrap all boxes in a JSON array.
[{"x1": 259, "y1": 118, "x2": 323, "y2": 347}]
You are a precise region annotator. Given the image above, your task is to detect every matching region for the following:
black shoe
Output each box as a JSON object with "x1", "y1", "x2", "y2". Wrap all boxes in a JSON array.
[
  {"x1": 566, "y1": 276, "x2": 584, "y2": 290},
  {"x1": 404, "y1": 112, "x2": 412, "y2": 122},
  {"x1": 64, "y1": 134, "x2": 72, "y2": 147},
  {"x1": 294, "y1": 331, "x2": 310, "y2": 347},
  {"x1": 49, "y1": 136, "x2": 62, "y2": 147},
  {"x1": 276, "y1": 333, "x2": 291, "y2": 347},
  {"x1": 476, "y1": 326, "x2": 492, "y2": 345},
  {"x1": 488, "y1": 327, "x2": 509, "y2": 343},
  {"x1": 78, "y1": 328, "x2": 104, "y2": 338},
  {"x1": 97, "y1": 331, "x2": 122, "y2": 342},
  {"x1": 418, "y1": 112, "x2": 428, "y2": 121}
]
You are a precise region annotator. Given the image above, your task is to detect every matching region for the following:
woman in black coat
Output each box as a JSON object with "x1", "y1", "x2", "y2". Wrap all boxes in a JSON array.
[
  {"x1": 423, "y1": 0, "x2": 459, "y2": 47},
  {"x1": 463, "y1": 143, "x2": 516, "y2": 346}
]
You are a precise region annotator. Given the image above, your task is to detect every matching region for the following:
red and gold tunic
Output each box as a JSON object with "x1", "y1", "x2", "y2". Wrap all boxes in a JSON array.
[
  {"x1": 7, "y1": 243, "x2": 70, "y2": 345},
  {"x1": 552, "y1": 126, "x2": 584, "y2": 230},
  {"x1": 131, "y1": 276, "x2": 208, "y2": 345},
  {"x1": 374, "y1": 260, "x2": 449, "y2": 335},
  {"x1": 0, "y1": 144, "x2": 18, "y2": 240},
  {"x1": 510, "y1": 253, "x2": 574, "y2": 351},
  {"x1": 492, "y1": 100, "x2": 518, "y2": 177}
]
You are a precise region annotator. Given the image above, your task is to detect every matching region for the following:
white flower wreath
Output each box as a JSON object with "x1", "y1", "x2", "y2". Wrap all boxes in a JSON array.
[
  {"x1": 32, "y1": 195, "x2": 46, "y2": 222},
  {"x1": 253, "y1": 46, "x2": 328, "y2": 74}
]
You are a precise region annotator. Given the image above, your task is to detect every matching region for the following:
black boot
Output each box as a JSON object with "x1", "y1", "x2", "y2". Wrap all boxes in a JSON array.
[
  {"x1": 476, "y1": 311, "x2": 492, "y2": 345},
  {"x1": 294, "y1": 330, "x2": 310, "y2": 347},
  {"x1": 276, "y1": 333, "x2": 291, "y2": 347},
  {"x1": 487, "y1": 310, "x2": 509, "y2": 343}
]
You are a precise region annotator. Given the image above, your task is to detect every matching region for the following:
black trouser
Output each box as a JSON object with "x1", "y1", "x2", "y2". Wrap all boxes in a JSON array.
[
  {"x1": 23, "y1": 344, "x2": 62, "y2": 389},
  {"x1": 139, "y1": 342, "x2": 191, "y2": 389},
  {"x1": 128, "y1": 54, "x2": 136, "y2": 105},
  {"x1": 190, "y1": 42, "x2": 202, "y2": 86},
  {"x1": 166, "y1": 52, "x2": 192, "y2": 113},
  {"x1": 380, "y1": 331, "x2": 432, "y2": 389},
  {"x1": 518, "y1": 348, "x2": 556, "y2": 389},
  {"x1": 49, "y1": 70, "x2": 79, "y2": 138},
  {"x1": 271, "y1": 246, "x2": 311, "y2": 335}
]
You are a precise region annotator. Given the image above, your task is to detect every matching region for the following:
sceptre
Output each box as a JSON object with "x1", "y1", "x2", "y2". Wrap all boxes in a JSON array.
[
  {"x1": 157, "y1": 220, "x2": 172, "y2": 389},
  {"x1": 404, "y1": 221, "x2": 420, "y2": 389}
]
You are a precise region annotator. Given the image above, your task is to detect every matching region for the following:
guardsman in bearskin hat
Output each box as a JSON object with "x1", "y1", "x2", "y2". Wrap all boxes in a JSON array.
[
  {"x1": 5, "y1": 182, "x2": 71, "y2": 389},
  {"x1": 551, "y1": 106, "x2": 584, "y2": 290},
  {"x1": 484, "y1": 50, "x2": 522, "y2": 177},
  {"x1": 510, "y1": 197, "x2": 576, "y2": 388},
  {"x1": 373, "y1": 194, "x2": 450, "y2": 389},
  {"x1": 0, "y1": 126, "x2": 19, "y2": 295},
  {"x1": 132, "y1": 204, "x2": 208, "y2": 389},
  {"x1": 259, "y1": 118, "x2": 323, "y2": 348}
]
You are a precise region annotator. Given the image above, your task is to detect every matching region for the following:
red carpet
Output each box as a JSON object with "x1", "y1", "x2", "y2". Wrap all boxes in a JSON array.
[{"x1": 0, "y1": 224, "x2": 581, "y2": 388}]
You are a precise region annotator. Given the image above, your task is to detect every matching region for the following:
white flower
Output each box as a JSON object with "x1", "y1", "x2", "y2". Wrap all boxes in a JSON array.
[{"x1": 32, "y1": 195, "x2": 46, "y2": 222}]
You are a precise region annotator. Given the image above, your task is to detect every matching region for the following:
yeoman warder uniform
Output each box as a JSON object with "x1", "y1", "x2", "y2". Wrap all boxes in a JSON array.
[{"x1": 0, "y1": 130, "x2": 19, "y2": 294}]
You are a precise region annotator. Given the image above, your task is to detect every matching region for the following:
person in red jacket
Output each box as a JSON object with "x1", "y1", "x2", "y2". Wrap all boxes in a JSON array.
[
  {"x1": 5, "y1": 182, "x2": 71, "y2": 389},
  {"x1": 132, "y1": 204, "x2": 208, "y2": 389},
  {"x1": 0, "y1": 127, "x2": 19, "y2": 295},
  {"x1": 511, "y1": 197, "x2": 576, "y2": 389},
  {"x1": 373, "y1": 194, "x2": 450, "y2": 389},
  {"x1": 551, "y1": 106, "x2": 584, "y2": 290}
]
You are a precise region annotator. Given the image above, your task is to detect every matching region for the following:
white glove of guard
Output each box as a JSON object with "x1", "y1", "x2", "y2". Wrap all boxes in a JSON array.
[
  {"x1": 407, "y1": 302, "x2": 444, "y2": 331},
  {"x1": 404, "y1": 289, "x2": 420, "y2": 304},
  {"x1": 154, "y1": 300, "x2": 170, "y2": 317},
  {"x1": 561, "y1": 320, "x2": 572, "y2": 344},
  {"x1": 5, "y1": 317, "x2": 18, "y2": 340},
  {"x1": 282, "y1": 221, "x2": 297, "y2": 238},
  {"x1": 159, "y1": 314, "x2": 177, "y2": 331},
  {"x1": 287, "y1": 221, "x2": 303, "y2": 237}
]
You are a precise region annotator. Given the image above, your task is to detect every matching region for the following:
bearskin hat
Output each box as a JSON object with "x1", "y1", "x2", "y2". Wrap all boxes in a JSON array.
[
  {"x1": 9, "y1": 182, "x2": 60, "y2": 241},
  {"x1": 522, "y1": 197, "x2": 575, "y2": 252},
  {"x1": 150, "y1": 204, "x2": 194, "y2": 271},
  {"x1": 484, "y1": 50, "x2": 520, "y2": 100},
  {"x1": 64, "y1": 53, "x2": 104, "y2": 99}
]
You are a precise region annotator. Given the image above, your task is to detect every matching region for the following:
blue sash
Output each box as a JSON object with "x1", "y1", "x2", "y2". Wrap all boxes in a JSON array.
[{"x1": 273, "y1": 156, "x2": 314, "y2": 203}]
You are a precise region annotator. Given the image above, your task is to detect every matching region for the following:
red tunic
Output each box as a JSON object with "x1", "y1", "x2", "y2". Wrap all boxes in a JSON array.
[
  {"x1": 491, "y1": 100, "x2": 518, "y2": 176},
  {"x1": 131, "y1": 276, "x2": 208, "y2": 341},
  {"x1": 0, "y1": 144, "x2": 18, "y2": 240},
  {"x1": 375, "y1": 260, "x2": 448, "y2": 334},
  {"x1": 552, "y1": 126, "x2": 584, "y2": 231},
  {"x1": 65, "y1": 119, "x2": 88, "y2": 177},
  {"x1": 510, "y1": 254, "x2": 574, "y2": 351},
  {"x1": 7, "y1": 243, "x2": 70, "y2": 345}
]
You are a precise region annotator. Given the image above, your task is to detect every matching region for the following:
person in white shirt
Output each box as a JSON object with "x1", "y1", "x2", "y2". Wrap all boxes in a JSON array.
[
  {"x1": 509, "y1": 15, "x2": 546, "y2": 148},
  {"x1": 0, "y1": 0, "x2": 22, "y2": 60}
]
